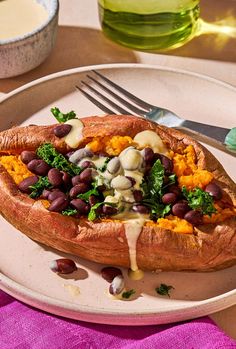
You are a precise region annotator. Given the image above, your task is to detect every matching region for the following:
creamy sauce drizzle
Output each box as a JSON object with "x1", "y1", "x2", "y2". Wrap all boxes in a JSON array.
[
  {"x1": 124, "y1": 219, "x2": 145, "y2": 280},
  {"x1": 69, "y1": 129, "x2": 167, "y2": 282},
  {"x1": 114, "y1": 212, "x2": 147, "y2": 280},
  {"x1": 102, "y1": 131, "x2": 167, "y2": 280},
  {"x1": 63, "y1": 284, "x2": 80, "y2": 297},
  {"x1": 134, "y1": 130, "x2": 168, "y2": 155},
  {"x1": 0, "y1": 0, "x2": 48, "y2": 41},
  {"x1": 64, "y1": 119, "x2": 84, "y2": 149}
]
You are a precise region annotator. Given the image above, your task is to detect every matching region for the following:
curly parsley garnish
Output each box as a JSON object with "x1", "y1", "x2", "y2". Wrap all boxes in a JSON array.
[
  {"x1": 29, "y1": 176, "x2": 52, "y2": 199},
  {"x1": 51, "y1": 107, "x2": 76, "y2": 123},
  {"x1": 155, "y1": 284, "x2": 174, "y2": 297},
  {"x1": 122, "y1": 289, "x2": 136, "y2": 299},
  {"x1": 142, "y1": 159, "x2": 171, "y2": 219},
  {"x1": 37, "y1": 143, "x2": 81, "y2": 176},
  {"x1": 182, "y1": 187, "x2": 216, "y2": 216}
]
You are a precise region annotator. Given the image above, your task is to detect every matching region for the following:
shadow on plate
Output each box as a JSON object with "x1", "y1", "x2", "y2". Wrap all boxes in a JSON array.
[{"x1": 41, "y1": 244, "x2": 236, "y2": 302}]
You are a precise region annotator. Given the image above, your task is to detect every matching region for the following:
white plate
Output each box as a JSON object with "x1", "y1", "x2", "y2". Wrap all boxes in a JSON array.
[{"x1": 0, "y1": 63, "x2": 235, "y2": 325}]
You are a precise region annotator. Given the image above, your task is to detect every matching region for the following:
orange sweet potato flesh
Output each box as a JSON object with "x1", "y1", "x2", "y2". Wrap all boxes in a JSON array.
[{"x1": 0, "y1": 115, "x2": 235, "y2": 271}]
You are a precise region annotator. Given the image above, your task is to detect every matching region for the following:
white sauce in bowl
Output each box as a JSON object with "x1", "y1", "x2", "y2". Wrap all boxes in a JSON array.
[{"x1": 0, "y1": 0, "x2": 48, "y2": 40}]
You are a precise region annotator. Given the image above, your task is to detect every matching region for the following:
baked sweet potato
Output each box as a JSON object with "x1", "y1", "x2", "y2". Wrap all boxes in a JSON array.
[{"x1": 0, "y1": 115, "x2": 235, "y2": 272}]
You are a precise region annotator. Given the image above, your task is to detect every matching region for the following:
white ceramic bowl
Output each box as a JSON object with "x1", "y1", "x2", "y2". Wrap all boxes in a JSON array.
[{"x1": 0, "y1": 0, "x2": 59, "y2": 79}]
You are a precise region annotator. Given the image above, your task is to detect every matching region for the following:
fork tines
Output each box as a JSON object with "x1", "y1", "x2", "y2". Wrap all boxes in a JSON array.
[{"x1": 76, "y1": 70, "x2": 153, "y2": 116}]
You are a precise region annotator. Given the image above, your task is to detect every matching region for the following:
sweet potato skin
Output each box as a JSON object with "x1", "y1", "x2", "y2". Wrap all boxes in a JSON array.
[{"x1": 0, "y1": 115, "x2": 235, "y2": 271}]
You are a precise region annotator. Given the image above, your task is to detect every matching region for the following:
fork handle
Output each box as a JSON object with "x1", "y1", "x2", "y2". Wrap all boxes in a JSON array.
[
  {"x1": 177, "y1": 120, "x2": 236, "y2": 157},
  {"x1": 180, "y1": 120, "x2": 230, "y2": 143}
]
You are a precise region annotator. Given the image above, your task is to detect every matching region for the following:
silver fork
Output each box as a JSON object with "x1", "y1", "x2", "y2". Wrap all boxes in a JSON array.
[{"x1": 76, "y1": 70, "x2": 235, "y2": 156}]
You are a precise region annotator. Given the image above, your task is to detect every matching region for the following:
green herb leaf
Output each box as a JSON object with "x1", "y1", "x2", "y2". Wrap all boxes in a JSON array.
[
  {"x1": 37, "y1": 143, "x2": 81, "y2": 176},
  {"x1": 98, "y1": 157, "x2": 110, "y2": 172},
  {"x1": 149, "y1": 159, "x2": 165, "y2": 197},
  {"x1": 29, "y1": 176, "x2": 52, "y2": 198},
  {"x1": 141, "y1": 159, "x2": 170, "y2": 219},
  {"x1": 182, "y1": 186, "x2": 217, "y2": 216},
  {"x1": 51, "y1": 107, "x2": 76, "y2": 123},
  {"x1": 78, "y1": 180, "x2": 102, "y2": 202},
  {"x1": 61, "y1": 208, "x2": 78, "y2": 216},
  {"x1": 88, "y1": 202, "x2": 104, "y2": 221},
  {"x1": 88, "y1": 202, "x2": 116, "y2": 221},
  {"x1": 155, "y1": 284, "x2": 174, "y2": 297},
  {"x1": 122, "y1": 289, "x2": 136, "y2": 299},
  {"x1": 163, "y1": 174, "x2": 177, "y2": 189},
  {"x1": 168, "y1": 174, "x2": 177, "y2": 184},
  {"x1": 78, "y1": 187, "x2": 100, "y2": 201},
  {"x1": 143, "y1": 200, "x2": 171, "y2": 219}
]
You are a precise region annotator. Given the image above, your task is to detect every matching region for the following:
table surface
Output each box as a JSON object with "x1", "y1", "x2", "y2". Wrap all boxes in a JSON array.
[{"x1": 0, "y1": 0, "x2": 236, "y2": 340}]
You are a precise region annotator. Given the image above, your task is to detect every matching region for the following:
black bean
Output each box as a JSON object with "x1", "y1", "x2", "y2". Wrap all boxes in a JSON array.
[
  {"x1": 144, "y1": 164, "x2": 152, "y2": 176},
  {"x1": 162, "y1": 192, "x2": 177, "y2": 205},
  {"x1": 168, "y1": 185, "x2": 182, "y2": 197},
  {"x1": 102, "y1": 205, "x2": 118, "y2": 216},
  {"x1": 41, "y1": 189, "x2": 51, "y2": 199},
  {"x1": 69, "y1": 183, "x2": 89, "y2": 198},
  {"x1": 79, "y1": 168, "x2": 93, "y2": 184},
  {"x1": 50, "y1": 258, "x2": 77, "y2": 274},
  {"x1": 20, "y1": 151, "x2": 37, "y2": 164},
  {"x1": 18, "y1": 175, "x2": 39, "y2": 194},
  {"x1": 96, "y1": 204, "x2": 104, "y2": 216},
  {"x1": 71, "y1": 175, "x2": 81, "y2": 186},
  {"x1": 80, "y1": 160, "x2": 96, "y2": 169},
  {"x1": 48, "y1": 197, "x2": 69, "y2": 212},
  {"x1": 48, "y1": 168, "x2": 63, "y2": 187},
  {"x1": 172, "y1": 202, "x2": 190, "y2": 218},
  {"x1": 109, "y1": 275, "x2": 125, "y2": 295},
  {"x1": 53, "y1": 124, "x2": 72, "y2": 138},
  {"x1": 153, "y1": 153, "x2": 162, "y2": 162},
  {"x1": 61, "y1": 171, "x2": 71, "y2": 187},
  {"x1": 48, "y1": 190, "x2": 67, "y2": 202},
  {"x1": 133, "y1": 190, "x2": 143, "y2": 202},
  {"x1": 83, "y1": 204, "x2": 90, "y2": 215},
  {"x1": 184, "y1": 210, "x2": 203, "y2": 225},
  {"x1": 142, "y1": 147, "x2": 154, "y2": 163},
  {"x1": 205, "y1": 183, "x2": 222, "y2": 200},
  {"x1": 163, "y1": 176, "x2": 170, "y2": 185},
  {"x1": 70, "y1": 198, "x2": 88, "y2": 213},
  {"x1": 71, "y1": 204, "x2": 90, "y2": 216},
  {"x1": 27, "y1": 159, "x2": 50, "y2": 176},
  {"x1": 66, "y1": 151, "x2": 74, "y2": 159},
  {"x1": 132, "y1": 205, "x2": 150, "y2": 214},
  {"x1": 97, "y1": 184, "x2": 106, "y2": 192},
  {"x1": 101, "y1": 267, "x2": 122, "y2": 283},
  {"x1": 160, "y1": 155, "x2": 173, "y2": 173},
  {"x1": 89, "y1": 195, "x2": 99, "y2": 207},
  {"x1": 126, "y1": 176, "x2": 136, "y2": 186}
]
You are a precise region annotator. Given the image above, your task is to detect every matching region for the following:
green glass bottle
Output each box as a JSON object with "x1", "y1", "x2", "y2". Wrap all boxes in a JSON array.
[{"x1": 98, "y1": 0, "x2": 200, "y2": 51}]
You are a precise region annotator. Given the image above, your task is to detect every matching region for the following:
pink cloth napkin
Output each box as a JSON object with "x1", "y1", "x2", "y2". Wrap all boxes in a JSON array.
[{"x1": 0, "y1": 290, "x2": 235, "y2": 349}]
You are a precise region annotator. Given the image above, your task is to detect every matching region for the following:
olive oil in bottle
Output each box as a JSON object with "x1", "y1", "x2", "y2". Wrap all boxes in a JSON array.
[{"x1": 98, "y1": 0, "x2": 200, "y2": 51}]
